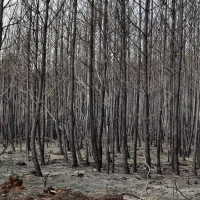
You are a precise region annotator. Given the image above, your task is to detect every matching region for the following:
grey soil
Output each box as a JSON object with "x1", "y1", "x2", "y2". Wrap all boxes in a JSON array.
[{"x1": 0, "y1": 143, "x2": 200, "y2": 200}]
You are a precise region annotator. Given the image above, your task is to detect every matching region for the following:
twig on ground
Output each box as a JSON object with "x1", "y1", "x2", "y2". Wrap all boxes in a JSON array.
[
  {"x1": 140, "y1": 156, "x2": 151, "y2": 199},
  {"x1": 28, "y1": 186, "x2": 43, "y2": 191},
  {"x1": 122, "y1": 192, "x2": 144, "y2": 200},
  {"x1": 163, "y1": 180, "x2": 192, "y2": 200}
]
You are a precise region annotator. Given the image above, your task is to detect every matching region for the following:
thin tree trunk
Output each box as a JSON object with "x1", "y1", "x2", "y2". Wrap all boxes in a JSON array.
[
  {"x1": 70, "y1": 0, "x2": 78, "y2": 167},
  {"x1": 0, "y1": 0, "x2": 4, "y2": 50},
  {"x1": 173, "y1": 0, "x2": 180, "y2": 175},
  {"x1": 121, "y1": 0, "x2": 130, "y2": 174},
  {"x1": 144, "y1": 0, "x2": 151, "y2": 173},
  {"x1": 193, "y1": 85, "x2": 199, "y2": 176},
  {"x1": 133, "y1": 0, "x2": 141, "y2": 173},
  {"x1": 89, "y1": 0, "x2": 100, "y2": 172},
  {"x1": 31, "y1": 0, "x2": 50, "y2": 177}
]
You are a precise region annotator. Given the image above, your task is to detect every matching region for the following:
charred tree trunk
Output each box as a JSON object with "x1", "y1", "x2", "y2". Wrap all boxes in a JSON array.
[
  {"x1": 89, "y1": 0, "x2": 100, "y2": 172},
  {"x1": 70, "y1": 0, "x2": 78, "y2": 167},
  {"x1": 143, "y1": 0, "x2": 151, "y2": 174},
  {"x1": 121, "y1": 0, "x2": 130, "y2": 174},
  {"x1": 30, "y1": 0, "x2": 50, "y2": 177}
]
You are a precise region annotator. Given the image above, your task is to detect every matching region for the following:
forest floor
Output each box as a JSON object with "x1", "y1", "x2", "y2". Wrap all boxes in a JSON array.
[{"x1": 0, "y1": 141, "x2": 200, "y2": 200}]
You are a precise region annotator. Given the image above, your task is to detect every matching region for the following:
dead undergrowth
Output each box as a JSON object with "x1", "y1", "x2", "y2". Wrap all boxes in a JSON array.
[
  {"x1": 0, "y1": 175, "x2": 123, "y2": 200},
  {"x1": 0, "y1": 142, "x2": 200, "y2": 200}
]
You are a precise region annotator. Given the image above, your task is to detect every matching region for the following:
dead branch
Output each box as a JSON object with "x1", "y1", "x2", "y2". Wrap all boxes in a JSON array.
[
  {"x1": 122, "y1": 192, "x2": 144, "y2": 200},
  {"x1": 163, "y1": 180, "x2": 192, "y2": 200},
  {"x1": 0, "y1": 135, "x2": 19, "y2": 156}
]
